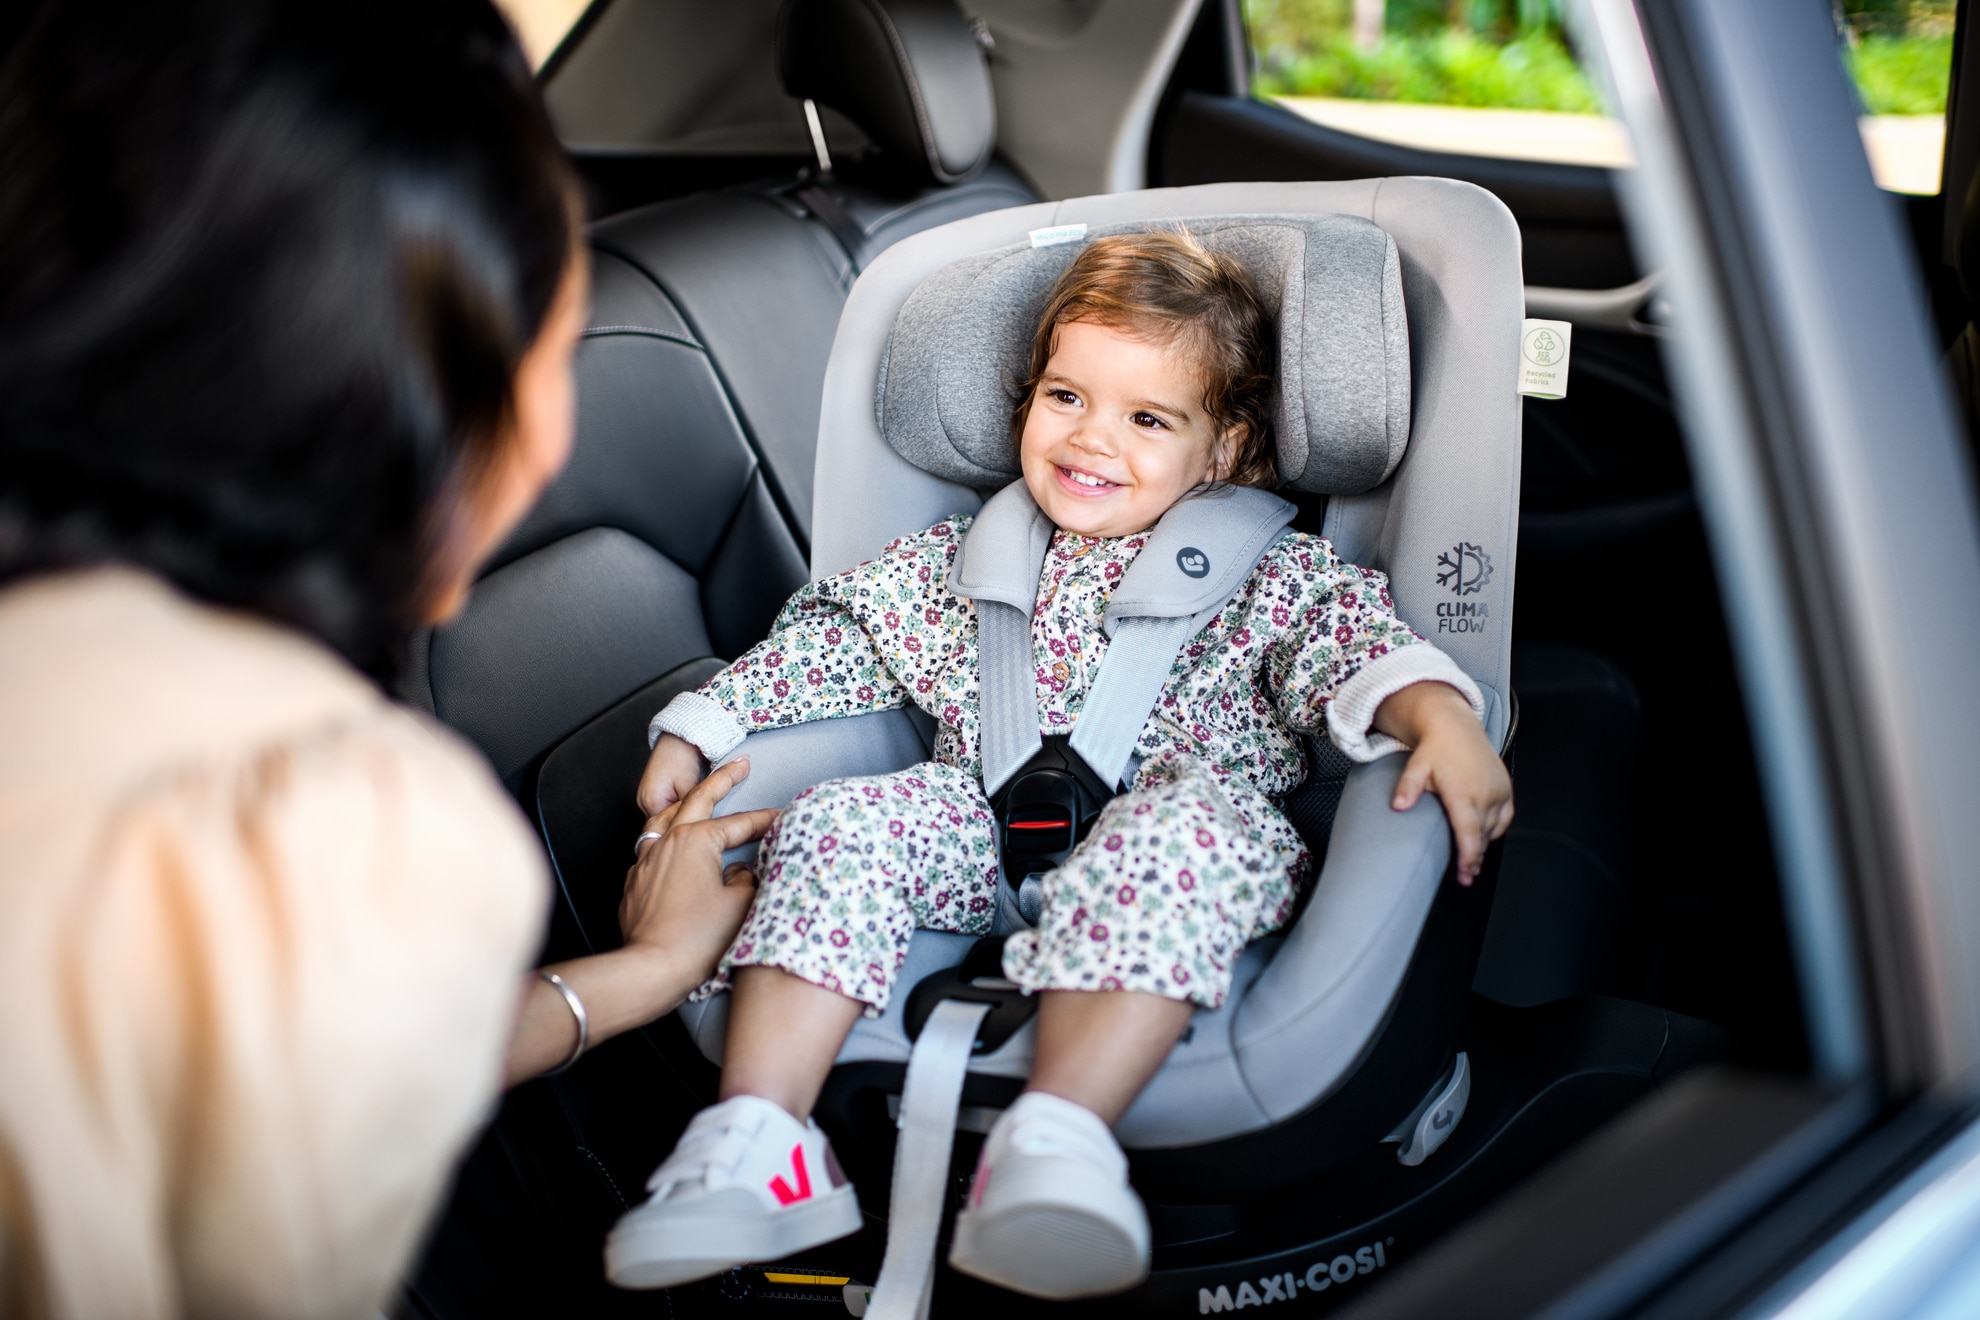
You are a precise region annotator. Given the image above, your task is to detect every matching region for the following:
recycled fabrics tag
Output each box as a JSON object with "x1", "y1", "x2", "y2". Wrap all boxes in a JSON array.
[
  {"x1": 1519, "y1": 318, "x2": 1572, "y2": 399},
  {"x1": 1029, "y1": 223, "x2": 1088, "y2": 248}
]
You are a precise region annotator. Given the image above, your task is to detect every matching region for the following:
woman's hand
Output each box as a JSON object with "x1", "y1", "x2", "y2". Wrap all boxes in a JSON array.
[
  {"x1": 1373, "y1": 681, "x2": 1513, "y2": 886},
  {"x1": 505, "y1": 757, "x2": 777, "y2": 1086},
  {"x1": 637, "y1": 731, "x2": 706, "y2": 816},
  {"x1": 620, "y1": 756, "x2": 776, "y2": 979}
]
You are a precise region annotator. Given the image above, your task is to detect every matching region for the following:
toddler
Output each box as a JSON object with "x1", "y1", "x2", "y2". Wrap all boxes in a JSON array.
[{"x1": 606, "y1": 231, "x2": 1513, "y2": 1298}]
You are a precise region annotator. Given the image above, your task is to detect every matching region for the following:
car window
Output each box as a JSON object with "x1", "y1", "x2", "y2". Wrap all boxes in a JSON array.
[
  {"x1": 494, "y1": 0, "x2": 591, "y2": 70},
  {"x1": 1843, "y1": 0, "x2": 1954, "y2": 193},
  {"x1": 1242, "y1": 0, "x2": 1952, "y2": 193}
]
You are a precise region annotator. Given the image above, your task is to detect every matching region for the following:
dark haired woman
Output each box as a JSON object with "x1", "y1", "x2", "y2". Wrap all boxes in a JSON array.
[{"x1": 0, "y1": 1, "x2": 768, "y2": 1312}]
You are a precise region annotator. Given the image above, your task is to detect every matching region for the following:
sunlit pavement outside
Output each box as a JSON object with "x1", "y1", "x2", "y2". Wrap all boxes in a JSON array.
[{"x1": 1275, "y1": 96, "x2": 1946, "y2": 195}]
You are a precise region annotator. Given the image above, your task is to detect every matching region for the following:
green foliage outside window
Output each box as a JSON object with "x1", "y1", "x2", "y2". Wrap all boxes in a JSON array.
[{"x1": 1246, "y1": 0, "x2": 1954, "y2": 116}]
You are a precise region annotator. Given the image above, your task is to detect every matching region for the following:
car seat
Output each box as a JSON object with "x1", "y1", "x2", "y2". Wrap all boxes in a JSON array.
[
  {"x1": 673, "y1": 170, "x2": 1519, "y2": 1165},
  {"x1": 524, "y1": 179, "x2": 1510, "y2": 1315},
  {"x1": 399, "y1": 0, "x2": 1038, "y2": 797}
]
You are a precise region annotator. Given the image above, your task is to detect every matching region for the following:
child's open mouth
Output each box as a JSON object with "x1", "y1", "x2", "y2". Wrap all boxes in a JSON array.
[{"x1": 1054, "y1": 464, "x2": 1120, "y2": 497}]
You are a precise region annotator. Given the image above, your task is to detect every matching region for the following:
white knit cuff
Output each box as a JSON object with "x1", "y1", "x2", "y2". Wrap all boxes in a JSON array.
[
  {"x1": 1325, "y1": 644, "x2": 1487, "y2": 763},
  {"x1": 648, "y1": 691, "x2": 749, "y2": 761}
]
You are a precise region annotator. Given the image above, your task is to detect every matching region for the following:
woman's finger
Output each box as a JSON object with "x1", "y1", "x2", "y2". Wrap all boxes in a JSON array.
[
  {"x1": 643, "y1": 801, "x2": 682, "y2": 841},
  {"x1": 677, "y1": 807, "x2": 781, "y2": 854},
  {"x1": 722, "y1": 861, "x2": 759, "y2": 888},
  {"x1": 671, "y1": 756, "x2": 752, "y2": 827}
]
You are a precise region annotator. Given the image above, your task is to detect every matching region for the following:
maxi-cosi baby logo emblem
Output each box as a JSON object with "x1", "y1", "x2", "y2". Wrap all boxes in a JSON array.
[
  {"x1": 1176, "y1": 547, "x2": 1210, "y2": 579},
  {"x1": 1434, "y1": 542, "x2": 1492, "y2": 635}
]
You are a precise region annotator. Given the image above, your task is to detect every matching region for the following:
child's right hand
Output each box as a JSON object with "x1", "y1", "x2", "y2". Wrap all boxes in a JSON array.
[{"x1": 638, "y1": 732, "x2": 707, "y2": 818}]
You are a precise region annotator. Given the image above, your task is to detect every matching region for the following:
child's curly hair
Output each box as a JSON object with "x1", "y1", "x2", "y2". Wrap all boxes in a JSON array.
[{"x1": 1013, "y1": 229, "x2": 1277, "y2": 488}]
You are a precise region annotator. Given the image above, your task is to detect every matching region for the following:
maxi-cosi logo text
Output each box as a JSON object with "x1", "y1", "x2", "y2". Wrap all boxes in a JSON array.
[
  {"x1": 1435, "y1": 541, "x2": 1492, "y2": 635},
  {"x1": 1198, "y1": 1237, "x2": 1390, "y2": 1312}
]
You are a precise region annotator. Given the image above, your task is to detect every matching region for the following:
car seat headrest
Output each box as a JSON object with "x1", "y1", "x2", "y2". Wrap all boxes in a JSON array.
[
  {"x1": 776, "y1": 0, "x2": 995, "y2": 186},
  {"x1": 875, "y1": 215, "x2": 1412, "y2": 494}
]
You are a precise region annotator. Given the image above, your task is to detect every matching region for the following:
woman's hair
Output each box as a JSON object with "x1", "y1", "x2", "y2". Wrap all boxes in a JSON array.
[
  {"x1": 1014, "y1": 230, "x2": 1278, "y2": 488},
  {"x1": 0, "y1": 0, "x2": 577, "y2": 676}
]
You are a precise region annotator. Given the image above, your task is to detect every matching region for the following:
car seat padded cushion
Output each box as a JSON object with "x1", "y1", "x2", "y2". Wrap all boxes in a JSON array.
[{"x1": 875, "y1": 214, "x2": 1410, "y2": 495}]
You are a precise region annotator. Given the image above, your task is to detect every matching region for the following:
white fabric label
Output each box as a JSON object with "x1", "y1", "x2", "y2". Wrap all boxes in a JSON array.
[
  {"x1": 1518, "y1": 318, "x2": 1572, "y2": 399},
  {"x1": 1029, "y1": 223, "x2": 1088, "y2": 248}
]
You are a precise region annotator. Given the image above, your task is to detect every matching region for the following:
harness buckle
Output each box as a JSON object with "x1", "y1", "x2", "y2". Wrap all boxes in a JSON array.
[{"x1": 988, "y1": 735, "x2": 1115, "y2": 923}]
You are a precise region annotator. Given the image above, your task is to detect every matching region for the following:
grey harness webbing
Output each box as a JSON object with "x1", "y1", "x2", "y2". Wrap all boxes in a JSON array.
[{"x1": 948, "y1": 481, "x2": 1298, "y2": 796}]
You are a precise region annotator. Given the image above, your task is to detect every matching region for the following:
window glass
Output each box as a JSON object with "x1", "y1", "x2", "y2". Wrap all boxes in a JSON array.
[
  {"x1": 494, "y1": 0, "x2": 592, "y2": 70},
  {"x1": 1842, "y1": 1, "x2": 1954, "y2": 194},
  {"x1": 1243, "y1": 0, "x2": 1632, "y2": 169},
  {"x1": 1243, "y1": 0, "x2": 1954, "y2": 192}
]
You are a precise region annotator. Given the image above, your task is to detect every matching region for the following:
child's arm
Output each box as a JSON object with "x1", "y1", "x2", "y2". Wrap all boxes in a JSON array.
[
  {"x1": 1372, "y1": 681, "x2": 1512, "y2": 885},
  {"x1": 638, "y1": 519, "x2": 970, "y2": 815}
]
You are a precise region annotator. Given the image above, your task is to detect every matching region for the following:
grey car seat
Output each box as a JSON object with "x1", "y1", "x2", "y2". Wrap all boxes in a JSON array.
[
  {"x1": 401, "y1": 0, "x2": 1037, "y2": 795},
  {"x1": 605, "y1": 176, "x2": 1524, "y2": 1209}
]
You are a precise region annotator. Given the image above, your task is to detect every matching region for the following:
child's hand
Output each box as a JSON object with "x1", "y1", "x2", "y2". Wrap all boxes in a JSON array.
[
  {"x1": 638, "y1": 732, "x2": 707, "y2": 818},
  {"x1": 1372, "y1": 681, "x2": 1513, "y2": 885}
]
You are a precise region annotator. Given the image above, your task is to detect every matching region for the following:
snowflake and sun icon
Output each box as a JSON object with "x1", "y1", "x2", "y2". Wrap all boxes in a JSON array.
[{"x1": 1436, "y1": 542, "x2": 1493, "y2": 596}]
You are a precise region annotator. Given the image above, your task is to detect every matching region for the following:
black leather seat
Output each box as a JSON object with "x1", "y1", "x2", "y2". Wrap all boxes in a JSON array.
[{"x1": 403, "y1": 0, "x2": 1037, "y2": 795}]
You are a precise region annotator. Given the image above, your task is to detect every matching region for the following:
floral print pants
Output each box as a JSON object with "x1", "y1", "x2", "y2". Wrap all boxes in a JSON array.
[{"x1": 698, "y1": 752, "x2": 1309, "y2": 1015}]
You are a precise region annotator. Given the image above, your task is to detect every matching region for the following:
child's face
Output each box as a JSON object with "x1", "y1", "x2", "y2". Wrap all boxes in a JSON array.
[{"x1": 1018, "y1": 319, "x2": 1229, "y2": 539}]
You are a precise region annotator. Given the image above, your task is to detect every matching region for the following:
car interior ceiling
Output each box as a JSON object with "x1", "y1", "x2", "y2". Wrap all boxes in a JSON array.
[{"x1": 400, "y1": 1, "x2": 1980, "y2": 1315}]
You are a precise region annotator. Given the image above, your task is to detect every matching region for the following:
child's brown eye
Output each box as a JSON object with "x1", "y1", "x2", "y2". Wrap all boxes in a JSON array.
[
  {"x1": 1049, "y1": 388, "x2": 1078, "y2": 406},
  {"x1": 1131, "y1": 411, "x2": 1167, "y2": 430}
]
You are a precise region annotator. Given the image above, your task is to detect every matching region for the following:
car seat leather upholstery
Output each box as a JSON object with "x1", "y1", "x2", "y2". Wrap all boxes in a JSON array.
[
  {"x1": 408, "y1": 0, "x2": 1036, "y2": 791},
  {"x1": 778, "y1": 0, "x2": 996, "y2": 185}
]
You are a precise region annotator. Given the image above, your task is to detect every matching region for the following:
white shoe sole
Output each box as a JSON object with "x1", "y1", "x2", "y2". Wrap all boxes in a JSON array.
[
  {"x1": 605, "y1": 1185, "x2": 863, "y2": 1290},
  {"x1": 948, "y1": 1173, "x2": 1149, "y2": 1299}
]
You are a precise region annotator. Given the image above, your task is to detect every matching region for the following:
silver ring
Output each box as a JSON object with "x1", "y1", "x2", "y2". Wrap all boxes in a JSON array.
[
  {"x1": 538, "y1": 970, "x2": 588, "y2": 1075},
  {"x1": 634, "y1": 830, "x2": 663, "y2": 857}
]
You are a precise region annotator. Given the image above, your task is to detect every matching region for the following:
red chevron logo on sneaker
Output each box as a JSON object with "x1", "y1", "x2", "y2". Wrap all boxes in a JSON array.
[{"x1": 769, "y1": 1144, "x2": 813, "y2": 1205}]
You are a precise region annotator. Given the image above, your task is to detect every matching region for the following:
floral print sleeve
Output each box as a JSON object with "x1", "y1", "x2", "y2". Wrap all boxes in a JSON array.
[
  {"x1": 1259, "y1": 534, "x2": 1482, "y2": 761},
  {"x1": 649, "y1": 517, "x2": 975, "y2": 760}
]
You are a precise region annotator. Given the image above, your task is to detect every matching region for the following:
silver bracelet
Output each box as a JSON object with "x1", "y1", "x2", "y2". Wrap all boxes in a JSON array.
[{"x1": 538, "y1": 970, "x2": 589, "y2": 1075}]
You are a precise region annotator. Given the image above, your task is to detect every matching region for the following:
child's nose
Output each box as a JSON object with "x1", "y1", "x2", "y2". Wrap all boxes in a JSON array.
[{"x1": 1069, "y1": 422, "x2": 1116, "y2": 457}]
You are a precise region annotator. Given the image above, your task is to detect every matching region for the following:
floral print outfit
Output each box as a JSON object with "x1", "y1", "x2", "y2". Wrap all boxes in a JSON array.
[{"x1": 654, "y1": 514, "x2": 1481, "y2": 1014}]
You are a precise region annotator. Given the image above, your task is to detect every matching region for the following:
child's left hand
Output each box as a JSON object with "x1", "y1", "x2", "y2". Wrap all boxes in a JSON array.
[{"x1": 1372, "y1": 681, "x2": 1514, "y2": 885}]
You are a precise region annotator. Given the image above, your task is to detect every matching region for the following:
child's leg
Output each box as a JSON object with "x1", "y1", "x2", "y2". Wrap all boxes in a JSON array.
[
  {"x1": 949, "y1": 754, "x2": 1307, "y2": 1299},
  {"x1": 1028, "y1": 989, "x2": 1194, "y2": 1124},
  {"x1": 608, "y1": 760, "x2": 998, "y2": 1291},
  {"x1": 1005, "y1": 750, "x2": 1308, "y2": 1041},
  {"x1": 706, "y1": 759, "x2": 999, "y2": 1115},
  {"x1": 719, "y1": 967, "x2": 864, "y2": 1119}
]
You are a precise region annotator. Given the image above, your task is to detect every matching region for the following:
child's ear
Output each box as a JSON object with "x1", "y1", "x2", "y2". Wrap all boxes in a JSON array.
[{"x1": 1210, "y1": 424, "x2": 1243, "y2": 482}]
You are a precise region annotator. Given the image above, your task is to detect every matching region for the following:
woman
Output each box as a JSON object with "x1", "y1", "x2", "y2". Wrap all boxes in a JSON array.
[{"x1": 0, "y1": 1, "x2": 766, "y2": 1313}]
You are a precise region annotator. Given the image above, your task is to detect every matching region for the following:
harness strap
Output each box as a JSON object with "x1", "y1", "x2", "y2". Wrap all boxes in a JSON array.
[
  {"x1": 975, "y1": 600, "x2": 1042, "y2": 799},
  {"x1": 1065, "y1": 613, "x2": 1199, "y2": 792},
  {"x1": 866, "y1": 999, "x2": 992, "y2": 1320}
]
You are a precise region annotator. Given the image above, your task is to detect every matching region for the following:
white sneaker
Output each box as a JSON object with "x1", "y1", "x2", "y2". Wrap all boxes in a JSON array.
[
  {"x1": 947, "y1": 1091, "x2": 1151, "y2": 1299},
  {"x1": 605, "y1": 1095, "x2": 863, "y2": 1289}
]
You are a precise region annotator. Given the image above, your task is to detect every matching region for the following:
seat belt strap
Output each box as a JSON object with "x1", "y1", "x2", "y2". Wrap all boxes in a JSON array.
[
  {"x1": 867, "y1": 999, "x2": 992, "y2": 1320},
  {"x1": 1066, "y1": 613, "x2": 1196, "y2": 791},
  {"x1": 976, "y1": 600, "x2": 1043, "y2": 798}
]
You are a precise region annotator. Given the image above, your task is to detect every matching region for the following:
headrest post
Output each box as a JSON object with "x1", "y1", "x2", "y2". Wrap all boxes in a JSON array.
[{"x1": 802, "y1": 98, "x2": 835, "y2": 177}]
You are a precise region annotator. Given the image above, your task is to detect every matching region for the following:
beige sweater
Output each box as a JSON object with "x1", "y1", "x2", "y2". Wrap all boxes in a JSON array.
[{"x1": 0, "y1": 570, "x2": 548, "y2": 1318}]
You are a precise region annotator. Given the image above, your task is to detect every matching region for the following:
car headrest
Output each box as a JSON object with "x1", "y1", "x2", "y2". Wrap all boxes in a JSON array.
[
  {"x1": 776, "y1": 0, "x2": 995, "y2": 186},
  {"x1": 875, "y1": 216, "x2": 1412, "y2": 495}
]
